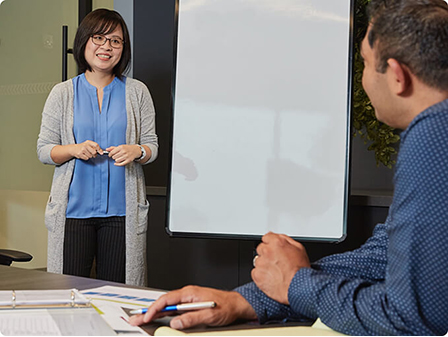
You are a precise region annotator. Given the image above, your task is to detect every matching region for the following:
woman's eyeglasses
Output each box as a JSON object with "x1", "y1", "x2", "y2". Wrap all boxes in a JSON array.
[{"x1": 91, "y1": 35, "x2": 124, "y2": 49}]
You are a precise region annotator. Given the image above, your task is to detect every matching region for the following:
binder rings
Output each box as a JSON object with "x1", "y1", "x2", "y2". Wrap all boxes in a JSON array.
[{"x1": 0, "y1": 289, "x2": 90, "y2": 310}]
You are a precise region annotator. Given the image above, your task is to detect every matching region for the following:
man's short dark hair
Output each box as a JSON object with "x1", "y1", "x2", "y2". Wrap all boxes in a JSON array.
[
  {"x1": 367, "y1": 0, "x2": 448, "y2": 90},
  {"x1": 73, "y1": 8, "x2": 131, "y2": 78}
]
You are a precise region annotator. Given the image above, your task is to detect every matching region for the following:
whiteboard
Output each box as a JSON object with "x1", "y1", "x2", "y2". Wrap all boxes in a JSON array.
[{"x1": 167, "y1": 0, "x2": 353, "y2": 241}]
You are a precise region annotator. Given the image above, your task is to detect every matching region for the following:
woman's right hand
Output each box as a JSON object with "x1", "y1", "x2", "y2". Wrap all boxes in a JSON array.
[
  {"x1": 71, "y1": 140, "x2": 103, "y2": 160},
  {"x1": 50, "y1": 140, "x2": 103, "y2": 164}
]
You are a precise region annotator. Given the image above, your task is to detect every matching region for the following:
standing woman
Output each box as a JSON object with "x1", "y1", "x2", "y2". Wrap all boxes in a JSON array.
[{"x1": 37, "y1": 9, "x2": 158, "y2": 286}]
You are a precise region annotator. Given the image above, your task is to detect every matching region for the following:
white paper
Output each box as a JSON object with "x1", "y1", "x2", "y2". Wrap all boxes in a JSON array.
[
  {"x1": 0, "y1": 311, "x2": 61, "y2": 336},
  {"x1": 0, "y1": 308, "x2": 116, "y2": 336},
  {"x1": 82, "y1": 286, "x2": 166, "y2": 335}
]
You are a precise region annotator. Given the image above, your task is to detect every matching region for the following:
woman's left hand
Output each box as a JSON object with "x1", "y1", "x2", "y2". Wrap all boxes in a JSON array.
[{"x1": 106, "y1": 145, "x2": 141, "y2": 166}]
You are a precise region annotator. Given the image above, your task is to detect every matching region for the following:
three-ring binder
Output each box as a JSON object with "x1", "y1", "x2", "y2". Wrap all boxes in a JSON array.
[
  {"x1": 11, "y1": 290, "x2": 16, "y2": 309},
  {"x1": 0, "y1": 289, "x2": 90, "y2": 310}
]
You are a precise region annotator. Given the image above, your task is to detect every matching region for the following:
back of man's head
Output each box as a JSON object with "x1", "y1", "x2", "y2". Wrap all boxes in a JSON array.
[{"x1": 367, "y1": 0, "x2": 448, "y2": 91}]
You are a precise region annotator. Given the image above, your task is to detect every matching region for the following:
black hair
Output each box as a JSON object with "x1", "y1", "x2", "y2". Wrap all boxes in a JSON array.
[
  {"x1": 366, "y1": 0, "x2": 448, "y2": 90},
  {"x1": 73, "y1": 8, "x2": 131, "y2": 78}
]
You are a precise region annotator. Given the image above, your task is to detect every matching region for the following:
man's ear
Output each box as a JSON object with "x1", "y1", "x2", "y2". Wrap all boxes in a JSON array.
[{"x1": 387, "y1": 58, "x2": 411, "y2": 95}]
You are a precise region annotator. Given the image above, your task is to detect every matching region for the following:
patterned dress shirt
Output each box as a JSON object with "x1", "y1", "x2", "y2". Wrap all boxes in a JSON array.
[{"x1": 236, "y1": 98, "x2": 448, "y2": 335}]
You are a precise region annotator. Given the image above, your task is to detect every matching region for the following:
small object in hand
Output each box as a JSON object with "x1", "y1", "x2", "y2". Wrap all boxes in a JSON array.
[{"x1": 101, "y1": 151, "x2": 109, "y2": 155}]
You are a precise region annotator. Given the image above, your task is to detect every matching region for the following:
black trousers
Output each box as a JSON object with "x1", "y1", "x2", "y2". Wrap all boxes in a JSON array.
[{"x1": 63, "y1": 216, "x2": 125, "y2": 283}]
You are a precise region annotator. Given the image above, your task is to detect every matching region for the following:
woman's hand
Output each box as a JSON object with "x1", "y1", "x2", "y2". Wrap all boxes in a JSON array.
[
  {"x1": 50, "y1": 140, "x2": 103, "y2": 164},
  {"x1": 107, "y1": 144, "x2": 142, "y2": 166},
  {"x1": 71, "y1": 140, "x2": 102, "y2": 160}
]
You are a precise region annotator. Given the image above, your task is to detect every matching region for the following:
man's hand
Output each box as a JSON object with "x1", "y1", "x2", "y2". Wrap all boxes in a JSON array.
[
  {"x1": 129, "y1": 286, "x2": 257, "y2": 330},
  {"x1": 252, "y1": 232, "x2": 310, "y2": 305}
]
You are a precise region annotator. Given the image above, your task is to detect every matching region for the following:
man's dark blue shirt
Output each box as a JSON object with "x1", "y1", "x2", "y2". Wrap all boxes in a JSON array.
[{"x1": 236, "y1": 99, "x2": 448, "y2": 335}]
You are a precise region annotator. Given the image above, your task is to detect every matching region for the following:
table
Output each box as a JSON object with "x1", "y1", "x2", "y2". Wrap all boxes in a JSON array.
[{"x1": 0, "y1": 266, "x2": 318, "y2": 336}]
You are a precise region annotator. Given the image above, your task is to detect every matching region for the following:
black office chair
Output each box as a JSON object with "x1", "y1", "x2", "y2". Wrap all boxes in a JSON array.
[{"x1": 0, "y1": 249, "x2": 33, "y2": 266}]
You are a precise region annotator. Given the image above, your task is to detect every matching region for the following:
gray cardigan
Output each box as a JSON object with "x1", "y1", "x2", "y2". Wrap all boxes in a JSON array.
[{"x1": 37, "y1": 77, "x2": 158, "y2": 286}]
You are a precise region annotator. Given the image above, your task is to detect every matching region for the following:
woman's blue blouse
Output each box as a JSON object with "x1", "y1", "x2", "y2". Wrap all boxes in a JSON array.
[{"x1": 66, "y1": 73, "x2": 127, "y2": 218}]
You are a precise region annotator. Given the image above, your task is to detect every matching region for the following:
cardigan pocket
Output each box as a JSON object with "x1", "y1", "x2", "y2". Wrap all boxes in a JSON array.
[
  {"x1": 44, "y1": 196, "x2": 60, "y2": 232},
  {"x1": 136, "y1": 199, "x2": 150, "y2": 234}
]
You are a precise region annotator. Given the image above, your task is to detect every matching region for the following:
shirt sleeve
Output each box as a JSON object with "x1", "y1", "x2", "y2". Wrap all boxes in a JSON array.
[
  {"x1": 234, "y1": 220, "x2": 389, "y2": 325},
  {"x1": 289, "y1": 214, "x2": 448, "y2": 335},
  {"x1": 311, "y1": 220, "x2": 389, "y2": 281},
  {"x1": 37, "y1": 83, "x2": 64, "y2": 166},
  {"x1": 234, "y1": 282, "x2": 311, "y2": 324},
  {"x1": 136, "y1": 81, "x2": 158, "y2": 164}
]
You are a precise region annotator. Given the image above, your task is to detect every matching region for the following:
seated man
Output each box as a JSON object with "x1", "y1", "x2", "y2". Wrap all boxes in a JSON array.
[{"x1": 131, "y1": 0, "x2": 448, "y2": 335}]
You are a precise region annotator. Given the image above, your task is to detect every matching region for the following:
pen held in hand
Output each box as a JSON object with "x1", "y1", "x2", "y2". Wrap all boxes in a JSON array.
[{"x1": 129, "y1": 301, "x2": 216, "y2": 315}]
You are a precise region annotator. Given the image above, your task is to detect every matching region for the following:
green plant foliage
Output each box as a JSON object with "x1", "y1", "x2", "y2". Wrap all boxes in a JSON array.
[{"x1": 352, "y1": 0, "x2": 400, "y2": 168}]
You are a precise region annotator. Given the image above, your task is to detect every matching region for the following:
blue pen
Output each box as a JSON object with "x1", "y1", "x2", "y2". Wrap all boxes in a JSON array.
[{"x1": 129, "y1": 301, "x2": 216, "y2": 315}]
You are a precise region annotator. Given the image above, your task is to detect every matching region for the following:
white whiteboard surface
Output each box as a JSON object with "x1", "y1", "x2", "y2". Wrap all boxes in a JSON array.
[{"x1": 167, "y1": 0, "x2": 352, "y2": 240}]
